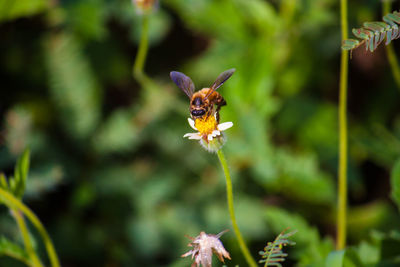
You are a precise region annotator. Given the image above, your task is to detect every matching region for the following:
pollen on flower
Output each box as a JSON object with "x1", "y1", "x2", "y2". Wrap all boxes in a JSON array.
[
  {"x1": 195, "y1": 115, "x2": 218, "y2": 135},
  {"x1": 183, "y1": 115, "x2": 233, "y2": 152}
]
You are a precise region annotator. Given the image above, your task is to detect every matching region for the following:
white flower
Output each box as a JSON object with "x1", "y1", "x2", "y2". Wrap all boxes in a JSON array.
[
  {"x1": 183, "y1": 117, "x2": 233, "y2": 142},
  {"x1": 181, "y1": 230, "x2": 231, "y2": 267}
]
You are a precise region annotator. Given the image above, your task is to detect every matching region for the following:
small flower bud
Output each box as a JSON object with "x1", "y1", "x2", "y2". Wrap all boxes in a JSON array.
[{"x1": 132, "y1": 0, "x2": 158, "y2": 14}]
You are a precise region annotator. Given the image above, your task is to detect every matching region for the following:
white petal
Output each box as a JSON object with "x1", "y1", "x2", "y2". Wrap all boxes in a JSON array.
[
  {"x1": 188, "y1": 118, "x2": 197, "y2": 130},
  {"x1": 184, "y1": 133, "x2": 202, "y2": 140},
  {"x1": 217, "y1": 122, "x2": 233, "y2": 131},
  {"x1": 208, "y1": 134, "x2": 213, "y2": 141},
  {"x1": 212, "y1": 130, "x2": 221, "y2": 136}
]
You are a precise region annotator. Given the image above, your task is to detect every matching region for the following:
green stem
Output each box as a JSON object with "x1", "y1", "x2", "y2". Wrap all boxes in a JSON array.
[
  {"x1": 12, "y1": 209, "x2": 44, "y2": 267},
  {"x1": 383, "y1": 1, "x2": 400, "y2": 90},
  {"x1": 133, "y1": 15, "x2": 149, "y2": 79},
  {"x1": 337, "y1": 0, "x2": 348, "y2": 250},
  {"x1": 216, "y1": 149, "x2": 258, "y2": 267},
  {"x1": 0, "y1": 188, "x2": 60, "y2": 267}
]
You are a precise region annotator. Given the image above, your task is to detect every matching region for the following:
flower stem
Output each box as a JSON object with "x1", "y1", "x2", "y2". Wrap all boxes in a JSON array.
[
  {"x1": 216, "y1": 149, "x2": 258, "y2": 267},
  {"x1": 133, "y1": 14, "x2": 149, "y2": 79},
  {"x1": 337, "y1": 0, "x2": 348, "y2": 250},
  {"x1": 11, "y1": 209, "x2": 44, "y2": 267},
  {"x1": 383, "y1": 1, "x2": 400, "y2": 91},
  {"x1": 0, "y1": 188, "x2": 60, "y2": 267}
]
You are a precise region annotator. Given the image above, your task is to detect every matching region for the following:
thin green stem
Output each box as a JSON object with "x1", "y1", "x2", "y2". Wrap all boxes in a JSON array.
[
  {"x1": 383, "y1": 1, "x2": 400, "y2": 90},
  {"x1": 216, "y1": 149, "x2": 258, "y2": 267},
  {"x1": 12, "y1": 209, "x2": 44, "y2": 267},
  {"x1": 337, "y1": 0, "x2": 348, "y2": 250},
  {"x1": 133, "y1": 15, "x2": 149, "y2": 79},
  {"x1": 0, "y1": 188, "x2": 60, "y2": 267}
]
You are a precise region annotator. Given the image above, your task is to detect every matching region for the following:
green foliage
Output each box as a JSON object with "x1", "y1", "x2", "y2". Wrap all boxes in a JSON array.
[
  {"x1": 92, "y1": 108, "x2": 139, "y2": 154},
  {"x1": 0, "y1": 236, "x2": 31, "y2": 266},
  {"x1": 265, "y1": 206, "x2": 334, "y2": 265},
  {"x1": 45, "y1": 33, "x2": 102, "y2": 140},
  {"x1": 0, "y1": 0, "x2": 49, "y2": 23},
  {"x1": 259, "y1": 229, "x2": 296, "y2": 267},
  {"x1": 0, "y1": 149, "x2": 30, "y2": 200},
  {"x1": 391, "y1": 158, "x2": 400, "y2": 211},
  {"x1": 66, "y1": 0, "x2": 107, "y2": 41},
  {"x1": 325, "y1": 250, "x2": 345, "y2": 267},
  {"x1": 0, "y1": 0, "x2": 400, "y2": 266},
  {"x1": 342, "y1": 10, "x2": 400, "y2": 52}
]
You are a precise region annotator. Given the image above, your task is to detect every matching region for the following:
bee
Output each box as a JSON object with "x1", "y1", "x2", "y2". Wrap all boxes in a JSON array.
[{"x1": 170, "y1": 69, "x2": 235, "y2": 122}]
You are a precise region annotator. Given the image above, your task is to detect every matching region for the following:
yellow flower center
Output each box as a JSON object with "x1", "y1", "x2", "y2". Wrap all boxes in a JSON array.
[{"x1": 195, "y1": 115, "x2": 218, "y2": 135}]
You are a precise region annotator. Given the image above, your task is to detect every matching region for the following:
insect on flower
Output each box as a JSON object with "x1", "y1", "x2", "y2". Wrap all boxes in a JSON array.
[
  {"x1": 170, "y1": 69, "x2": 235, "y2": 123},
  {"x1": 170, "y1": 69, "x2": 235, "y2": 149},
  {"x1": 181, "y1": 230, "x2": 231, "y2": 267}
]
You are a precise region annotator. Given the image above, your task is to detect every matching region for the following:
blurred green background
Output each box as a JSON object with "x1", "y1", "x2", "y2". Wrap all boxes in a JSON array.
[{"x1": 1, "y1": 0, "x2": 400, "y2": 266}]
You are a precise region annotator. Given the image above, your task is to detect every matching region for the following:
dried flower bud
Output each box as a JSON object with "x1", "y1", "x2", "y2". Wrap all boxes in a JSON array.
[
  {"x1": 182, "y1": 230, "x2": 231, "y2": 267},
  {"x1": 132, "y1": 0, "x2": 159, "y2": 14}
]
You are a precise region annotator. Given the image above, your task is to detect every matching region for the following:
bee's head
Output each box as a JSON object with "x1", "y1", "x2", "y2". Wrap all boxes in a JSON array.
[
  {"x1": 192, "y1": 97, "x2": 203, "y2": 107},
  {"x1": 191, "y1": 96, "x2": 210, "y2": 118}
]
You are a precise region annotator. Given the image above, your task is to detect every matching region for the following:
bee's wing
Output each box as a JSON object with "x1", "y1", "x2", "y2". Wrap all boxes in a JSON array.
[
  {"x1": 206, "y1": 68, "x2": 235, "y2": 98},
  {"x1": 170, "y1": 71, "x2": 195, "y2": 99}
]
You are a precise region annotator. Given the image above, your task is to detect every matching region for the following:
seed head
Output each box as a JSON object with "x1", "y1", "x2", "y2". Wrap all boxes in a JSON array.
[{"x1": 182, "y1": 230, "x2": 231, "y2": 267}]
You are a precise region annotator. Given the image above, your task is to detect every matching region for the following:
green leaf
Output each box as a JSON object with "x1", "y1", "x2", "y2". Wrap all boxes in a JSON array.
[
  {"x1": 341, "y1": 39, "x2": 360, "y2": 50},
  {"x1": 25, "y1": 165, "x2": 63, "y2": 198},
  {"x1": 45, "y1": 33, "x2": 102, "y2": 140},
  {"x1": 343, "y1": 248, "x2": 364, "y2": 267},
  {"x1": 66, "y1": 0, "x2": 107, "y2": 41},
  {"x1": 264, "y1": 206, "x2": 334, "y2": 265},
  {"x1": 380, "y1": 231, "x2": 400, "y2": 259},
  {"x1": 325, "y1": 250, "x2": 345, "y2": 267},
  {"x1": 0, "y1": 173, "x2": 8, "y2": 190},
  {"x1": 352, "y1": 28, "x2": 372, "y2": 40},
  {"x1": 0, "y1": 0, "x2": 49, "y2": 23},
  {"x1": 12, "y1": 149, "x2": 30, "y2": 199},
  {"x1": 0, "y1": 236, "x2": 32, "y2": 266},
  {"x1": 390, "y1": 158, "x2": 400, "y2": 211},
  {"x1": 91, "y1": 109, "x2": 139, "y2": 155},
  {"x1": 344, "y1": 10, "x2": 400, "y2": 52},
  {"x1": 357, "y1": 241, "x2": 379, "y2": 265},
  {"x1": 259, "y1": 229, "x2": 296, "y2": 267},
  {"x1": 363, "y1": 22, "x2": 387, "y2": 32}
]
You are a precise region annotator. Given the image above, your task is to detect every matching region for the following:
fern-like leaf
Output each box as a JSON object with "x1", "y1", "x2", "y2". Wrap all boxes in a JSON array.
[
  {"x1": 342, "y1": 10, "x2": 400, "y2": 52},
  {"x1": 259, "y1": 229, "x2": 297, "y2": 267}
]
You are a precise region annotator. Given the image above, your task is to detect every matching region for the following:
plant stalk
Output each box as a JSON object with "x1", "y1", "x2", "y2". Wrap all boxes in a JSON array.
[
  {"x1": 12, "y1": 209, "x2": 44, "y2": 267},
  {"x1": 0, "y1": 188, "x2": 60, "y2": 267},
  {"x1": 383, "y1": 1, "x2": 400, "y2": 90},
  {"x1": 216, "y1": 149, "x2": 258, "y2": 267},
  {"x1": 133, "y1": 14, "x2": 149, "y2": 79},
  {"x1": 337, "y1": 0, "x2": 348, "y2": 250}
]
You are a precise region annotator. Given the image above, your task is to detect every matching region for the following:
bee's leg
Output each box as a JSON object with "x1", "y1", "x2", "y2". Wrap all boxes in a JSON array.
[
  {"x1": 220, "y1": 99, "x2": 227, "y2": 107},
  {"x1": 215, "y1": 105, "x2": 222, "y2": 123},
  {"x1": 214, "y1": 98, "x2": 226, "y2": 122}
]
